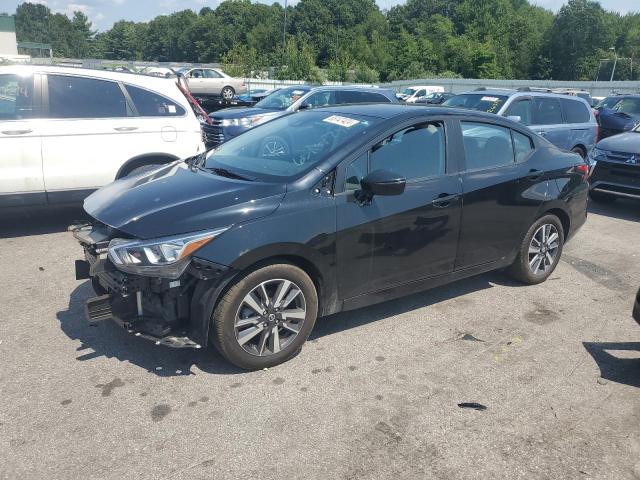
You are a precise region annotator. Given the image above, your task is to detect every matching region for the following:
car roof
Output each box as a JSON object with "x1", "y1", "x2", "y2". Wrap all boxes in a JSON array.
[
  {"x1": 456, "y1": 88, "x2": 594, "y2": 103},
  {"x1": 310, "y1": 103, "x2": 507, "y2": 121}
]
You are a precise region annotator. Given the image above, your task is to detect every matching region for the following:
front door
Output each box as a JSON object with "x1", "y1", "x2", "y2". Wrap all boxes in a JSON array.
[
  {"x1": 0, "y1": 72, "x2": 45, "y2": 207},
  {"x1": 336, "y1": 119, "x2": 462, "y2": 299}
]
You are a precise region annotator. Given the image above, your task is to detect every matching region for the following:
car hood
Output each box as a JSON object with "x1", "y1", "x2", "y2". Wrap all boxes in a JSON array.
[
  {"x1": 597, "y1": 131, "x2": 640, "y2": 154},
  {"x1": 84, "y1": 162, "x2": 286, "y2": 239},
  {"x1": 210, "y1": 107, "x2": 283, "y2": 120}
]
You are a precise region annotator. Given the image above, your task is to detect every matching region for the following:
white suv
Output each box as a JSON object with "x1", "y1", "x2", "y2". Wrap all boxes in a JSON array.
[{"x1": 0, "y1": 65, "x2": 205, "y2": 207}]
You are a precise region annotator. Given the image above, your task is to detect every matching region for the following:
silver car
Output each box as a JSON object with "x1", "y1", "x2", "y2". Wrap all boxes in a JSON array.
[{"x1": 177, "y1": 67, "x2": 246, "y2": 100}]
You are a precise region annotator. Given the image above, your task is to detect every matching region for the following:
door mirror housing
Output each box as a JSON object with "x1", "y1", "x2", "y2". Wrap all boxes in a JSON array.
[
  {"x1": 359, "y1": 169, "x2": 406, "y2": 200},
  {"x1": 298, "y1": 102, "x2": 312, "y2": 111},
  {"x1": 506, "y1": 115, "x2": 522, "y2": 123}
]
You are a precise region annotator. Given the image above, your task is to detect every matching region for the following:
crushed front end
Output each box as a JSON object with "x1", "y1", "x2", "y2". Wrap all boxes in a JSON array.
[{"x1": 72, "y1": 222, "x2": 231, "y2": 349}]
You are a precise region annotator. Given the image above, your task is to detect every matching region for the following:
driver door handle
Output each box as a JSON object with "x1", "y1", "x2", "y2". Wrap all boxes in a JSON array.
[
  {"x1": 2, "y1": 129, "x2": 32, "y2": 135},
  {"x1": 432, "y1": 193, "x2": 460, "y2": 208}
]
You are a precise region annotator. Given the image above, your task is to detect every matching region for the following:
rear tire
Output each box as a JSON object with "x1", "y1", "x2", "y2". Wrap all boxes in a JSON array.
[
  {"x1": 211, "y1": 263, "x2": 318, "y2": 370},
  {"x1": 589, "y1": 190, "x2": 616, "y2": 203},
  {"x1": 507, "y1": 214, "x2": 564, "y2": 285}
]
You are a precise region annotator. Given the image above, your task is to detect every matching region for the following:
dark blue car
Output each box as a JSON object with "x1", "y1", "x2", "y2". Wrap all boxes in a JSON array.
[
  {"x1": 202, "y1": 85, "x2": 398, "y2": 149},
  {"x1": 595, "y1": 94, "x2": 640, "y2": 140}
]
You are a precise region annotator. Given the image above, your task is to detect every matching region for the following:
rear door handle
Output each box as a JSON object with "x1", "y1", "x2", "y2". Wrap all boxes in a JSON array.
[
  {"x1": 114, "y1": 127, "x2": 138, "y2": 132},
  {"x1": 432, "y1": 193, "x2": 460, "y2": 208},
  {"x1": 1, "y1": 129, "x2": 32, "y2": 135}
]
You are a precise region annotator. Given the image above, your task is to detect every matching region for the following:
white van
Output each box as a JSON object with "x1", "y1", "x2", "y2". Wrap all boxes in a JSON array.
[
  {"x1": 0, "y1": 65, "x2": 205, "y2": 207},
  {"x1": 397, "y1": 85, "x2": 445, "y2": 103}
]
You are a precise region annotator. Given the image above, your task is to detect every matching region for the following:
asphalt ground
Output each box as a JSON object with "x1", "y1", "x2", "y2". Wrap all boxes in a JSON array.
[{"x1": 0, "y1": 200, "x2": 639, "y2": 480}]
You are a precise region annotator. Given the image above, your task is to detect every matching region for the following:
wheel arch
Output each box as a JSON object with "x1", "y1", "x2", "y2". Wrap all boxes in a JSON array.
[
  {"x1": 570, "y1": 144, "x2": 587, "y2": 158},
  {"x1": 115, "y1": 153, "x2": 180, "y2": 179},
  {"x1": 541, "y1": 206, "x2": 571, "y2": 240}
]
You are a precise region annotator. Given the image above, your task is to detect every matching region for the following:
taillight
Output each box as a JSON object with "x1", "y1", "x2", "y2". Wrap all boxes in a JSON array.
[{"x1": 575, "y1": 163, "x2": 589, "y2": 181}]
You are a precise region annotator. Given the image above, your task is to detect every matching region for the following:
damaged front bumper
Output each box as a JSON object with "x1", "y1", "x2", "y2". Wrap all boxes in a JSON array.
[{"x1": 72, "y1": 223, "x2": 231, "y2": 349}]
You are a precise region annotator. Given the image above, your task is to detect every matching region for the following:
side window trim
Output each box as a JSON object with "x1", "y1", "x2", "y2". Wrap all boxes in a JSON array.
[{"x1": 118, "y1": 82, "x2": 138, "y2": 117}]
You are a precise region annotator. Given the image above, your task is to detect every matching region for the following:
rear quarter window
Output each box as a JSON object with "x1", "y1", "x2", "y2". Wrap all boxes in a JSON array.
[
  {"x1": 126, "y1": 85, "x2": 186, "y2": 117},
  {"x1": 560, "y1": 98, "x2": 591, "y2": 123}
]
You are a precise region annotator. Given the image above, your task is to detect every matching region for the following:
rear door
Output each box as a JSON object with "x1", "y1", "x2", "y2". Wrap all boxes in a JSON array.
[
  {"x1": 530, "y1": 96, "x2": 568, "y2": 150},
  {"x1": 559, "y1": 97, "x2": 596, "y2": 154},
  {"x1": 0, "y1": 72, "x2": 45, "y2": 206},
  {"x1": 185, "y1": 69, "x2": 206, "y2": 95},
  {"x1": 202, "y1": 69, "x2": 225, "y2": 96},
  {"x1": 455, "y1": 120, "x2": 546, "y2": 270},
  {"x1": 336, "y1": 118, "x2": 462, "y2": 299},
  {"x1": 40, "y1": 73, "x2": 136, "y2": 202}
]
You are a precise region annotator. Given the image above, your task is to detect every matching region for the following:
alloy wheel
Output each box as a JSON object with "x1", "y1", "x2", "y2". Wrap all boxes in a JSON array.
[
  {"x1": 222, "y1": 87, "x2": 234, "y2": 100},
  {"x1": 234, "y1": 279, "x2": 307, "y2": 356},
  {"x1": 528, "y1": 224, "x2": 560, "y2": 275}
]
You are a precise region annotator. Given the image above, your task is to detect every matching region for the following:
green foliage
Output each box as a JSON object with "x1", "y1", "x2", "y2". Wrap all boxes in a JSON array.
[{"x1": 10, "y1": 0, "x2": 640, "y2": 81}]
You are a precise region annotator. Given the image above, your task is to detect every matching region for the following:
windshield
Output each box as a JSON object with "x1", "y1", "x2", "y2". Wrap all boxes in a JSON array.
[
  {"x1": 204, "y1": 111, "x2": 381, "y2": 181},
  {"x1": 610, "y1": 97, "x2": 640, "y2": 115},
  {"x1": 596, "y1": 96, "x2": 623, "y2": 111},
  {"x1": 255, "y1": 86, "x2": 310, "y2": 110},
  {"x1": 402, "y1": 88, "x2": 417, "y2": 96},
  {"x1": 443, "y1": 94, "x2": 508, "y2": 114}
]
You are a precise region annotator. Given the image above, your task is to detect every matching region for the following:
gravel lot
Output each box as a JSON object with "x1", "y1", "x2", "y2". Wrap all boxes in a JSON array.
[{"x1": 1, "y1": 200, "x2": 639, "y2": 480}]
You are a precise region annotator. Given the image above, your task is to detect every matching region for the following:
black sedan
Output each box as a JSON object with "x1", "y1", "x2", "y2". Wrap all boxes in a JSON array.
[
  {"x1": 588, "y1": 123, "x2": 640, "y2": 202},
  {"x1": 73, "y1": 104, "x2": 589, "y2": 369}
]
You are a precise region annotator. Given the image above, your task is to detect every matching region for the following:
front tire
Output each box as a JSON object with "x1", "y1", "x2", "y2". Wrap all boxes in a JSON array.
[
  {"x1": 211, "y1": 263, "x2": 318, "y2": 370},
  {"x1": 508, "y1": 214, "x2": 564, "y2": 285}
]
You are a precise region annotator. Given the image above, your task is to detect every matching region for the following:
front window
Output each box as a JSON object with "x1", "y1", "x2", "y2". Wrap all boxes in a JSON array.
[
  {"x1": 611, "y1": 98, "x2": 640, "y2": 115},
  {"x1": 203, "y1": 111, "x2": 381, "y2": 181},
  {"x1": 443, "y1": 94, "x2": 508, "y2": 114},
  {"x1": 0, "y1": 73, "x2": 35, "y2": 120},
  {"x1": 255, "y1": 87, "x2": 310, "y2": 111}
]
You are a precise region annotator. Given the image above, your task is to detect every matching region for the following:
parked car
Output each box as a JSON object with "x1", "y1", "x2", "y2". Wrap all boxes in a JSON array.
[
  {"x1": 443, "y1": 88, "x2": 597, "y2": 158},
  {"x1": 175, "y1": 67, "x2": 246, "y2": 100},
  {"x1": 412, "y1": 92, "x2": 456, "y2": 105},
  {"x1": 73, "y1": 104, "x2": 588, "y2": 369},
  {"x1": 0, "y1": 65, "x2": 205, "y2": 208},
  {"x1": 202, "y1": 85, "x2": 398, "y2": 149},
  {"x1": 594, "y1": 94, "x2": 640, "y2": 140},
  {"x1": 587, "y1": 122, "x2": 640, "y2": 203},
  {"x1": 397, "y1": 85, "x2": 445, "y2": 103}
]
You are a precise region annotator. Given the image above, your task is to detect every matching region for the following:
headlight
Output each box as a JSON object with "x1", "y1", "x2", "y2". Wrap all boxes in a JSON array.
[
  {"x1": 108, "y1": 227, "x2": 229, "y2": 278},
  {"x1": 221, "y1": 117, "x2": 262, "y2": 127},
  {"x1": 588, "y1": 147, "x2": 607, "y2": 168}
]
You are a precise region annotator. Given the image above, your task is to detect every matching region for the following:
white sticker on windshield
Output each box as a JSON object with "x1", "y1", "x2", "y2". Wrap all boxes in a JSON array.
[
  {"x1": 323, "y1": 115, "x2": 360, "y2": 128},
  {"x1": 292, "y1": 90, "x2": 305, "y2": 95},
  {"x1": 481, "y1": 96, "x2": 499, "y2": 102},
  {"x1": 168, "y1": 105, "x2": 176, "y2": 113}
]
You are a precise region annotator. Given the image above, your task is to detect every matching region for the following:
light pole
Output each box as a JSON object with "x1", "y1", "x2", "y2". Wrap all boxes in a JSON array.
[
  {"x1": 609, "y1": 47, "x2": 617, "y2": 82},
  {"x1": 283, "y1": 0, "x2": 288, "y2": 52}
]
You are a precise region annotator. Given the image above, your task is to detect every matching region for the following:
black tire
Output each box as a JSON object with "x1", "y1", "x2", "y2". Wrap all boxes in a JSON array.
[
  {"x1": 571, "y1": 146, "x2": 586, "y2": 159},
  {"x1": 589, "y1": 190, "x2": 616, "y2": 203},
  {"x1": 507, "y1": 214, "x2": 564, "y2": 285},
  {"x1": 211, "y1": 263, "x2": 318, "y2": 370},
  {"x1": 221, "y1": 86, "x2": 235, "y2": 100}
]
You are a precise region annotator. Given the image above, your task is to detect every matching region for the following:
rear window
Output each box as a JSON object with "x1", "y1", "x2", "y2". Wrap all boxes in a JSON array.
[
  {"x1": 48, "y1": 75, "x2": 127, "y2": 119},
  {"x1": 560, "y1": 98, "x2": 591, "y2": 123},
  {"x1": 339, "y1": 90, "x2": 391, "y2": 104},
  {"x1": 126, "y1": 85, "x2": 186, "y2": 117},
  {"x1": 532, "y1": 97, "x2": 563, "y2": 125},
  {"x1": 443, "y1": 94, "x2": 508, "y2": 114}
]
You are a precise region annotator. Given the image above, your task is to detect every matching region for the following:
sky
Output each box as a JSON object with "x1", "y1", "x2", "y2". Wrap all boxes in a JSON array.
[{"x1": 2, "y1": 0, "x2": 637, "y2": 32}]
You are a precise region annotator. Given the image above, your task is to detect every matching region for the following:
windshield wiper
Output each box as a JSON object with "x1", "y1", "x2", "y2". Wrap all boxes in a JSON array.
[{"x1": 209, "y1": 167, "x2": 255, "y2": 181}]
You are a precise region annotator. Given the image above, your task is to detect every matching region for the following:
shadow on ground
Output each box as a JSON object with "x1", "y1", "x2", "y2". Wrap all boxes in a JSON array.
[
  {"x1": 588, "y1": 198, "x2": 640, "y2": 223},
  {"x1": 583, "y1": 341, "x2": 640, "y2": 388},
  {"x1": 57, "y1": 272, "x2": 510, "y2": 376},
  {"x1": 0, "y1": 206, "x2": 89, "y2": 239}
]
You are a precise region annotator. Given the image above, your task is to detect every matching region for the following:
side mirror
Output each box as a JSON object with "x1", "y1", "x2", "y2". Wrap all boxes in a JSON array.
[
  {"x1": 358, "y1": 169, "x2": 406, "y2": 202},
  {"x1": 506, "y1": 115, "x2": 522, "y2": 123},
  {"x1": 298, "y1": 103, "x2": 312, "y2": 111}
]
